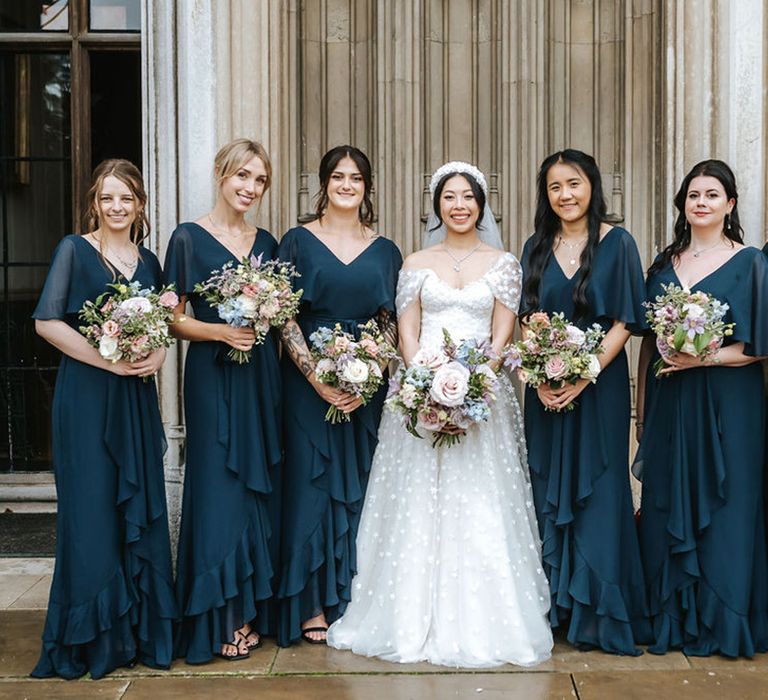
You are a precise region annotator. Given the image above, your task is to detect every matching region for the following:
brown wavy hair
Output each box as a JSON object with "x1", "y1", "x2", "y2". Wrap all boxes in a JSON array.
[{"x1": 314, "y1": 145, "x2": 374, "y2": 227}]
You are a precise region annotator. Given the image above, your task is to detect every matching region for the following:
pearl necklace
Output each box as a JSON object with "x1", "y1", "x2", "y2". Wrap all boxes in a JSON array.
[{"x1": 442, "y1": 241, "x2": 482, "y2": 272}]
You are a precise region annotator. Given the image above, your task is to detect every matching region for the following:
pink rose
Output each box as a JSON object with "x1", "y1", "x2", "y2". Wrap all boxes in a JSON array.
[
  {"x1": 158, "y1": 290, "x2": 179, "y2": 308},
  {"x1": 241, "y1": 284, "x2": 259, "y2": 298},
  {"x1": 359, "y1": 337, "x2": 380, "y2": 358},
  {"x1": 429, "y1": 361, "x2": 470, "y2": 407},
  {"x1": 449, "y1": 407, "x2": 472, "y2": 430},
  {"x1": 544, "y1": 356, "x2": 568, "y2": 380},
  {"x1": 564, "y1": 325, "x2": 586, "y2": 348},
  {"x1": 416, "y1": 405, "x2": 446, "y2": 432},
  {"x1": 412, "y1": 347, "x2": 449, "y2": 369},
  {"x1": 102, "y1": 320, "x2": 120, "y2": 337},
  {"x1": 334, "y1": 336, "x2": 351, "y2": 352}
]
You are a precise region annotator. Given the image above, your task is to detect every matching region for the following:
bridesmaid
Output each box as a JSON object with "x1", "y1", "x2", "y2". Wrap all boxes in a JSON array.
[
  {"x1": 520, "y1": 149, "x2": 650, "y2": 654},
  {"x1": 276, "y1": 145, "x2": 401, "y2": 646},
  {"x1": 634, "y1": 159, "x2": 768, "y2": 657},
  {"x1": 165, "y1": 139, "x2": 281, "y2": 662},
  {"x1": 31, "y1": 160, "x2": 176, "y2": 679}
]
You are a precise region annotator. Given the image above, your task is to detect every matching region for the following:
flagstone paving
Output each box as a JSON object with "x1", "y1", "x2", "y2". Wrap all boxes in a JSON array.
[{"x1": 1, "y1": 559, "x2": 767, "y2": 699}]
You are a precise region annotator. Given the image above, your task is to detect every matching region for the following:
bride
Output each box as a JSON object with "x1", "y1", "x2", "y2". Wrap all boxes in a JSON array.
[{"x1": 326, "y1": 162, "x2": 553, "y2": 667}]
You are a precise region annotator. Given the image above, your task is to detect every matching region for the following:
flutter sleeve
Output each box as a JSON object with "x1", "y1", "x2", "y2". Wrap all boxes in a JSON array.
[
  {"x1": 396, "y1": 268, "x2": 429, "y2": 317},
  {"x1": 729, "y1": 248, "x2": 768, "y2": 357},
  {"x1": 277, "y1": 228, "x2": 303, "y2": 295},
  {"x1": 163, "y1": 225, "x2": 196, "y2": 295},
  {"x1": 32, "y1": 236, "x2": 77, "y2": 320},
  {"x1": 485, "y1": 252, "x2": 522, "y2": 313},
  {"x1": 588, "y1": 227, "x2": 648, "y2": 334}
]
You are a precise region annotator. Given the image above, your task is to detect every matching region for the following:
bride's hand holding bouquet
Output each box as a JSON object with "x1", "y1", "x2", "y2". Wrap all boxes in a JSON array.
[{"x1": 387, "y1": 329, "x2": 499, "y2": 448}]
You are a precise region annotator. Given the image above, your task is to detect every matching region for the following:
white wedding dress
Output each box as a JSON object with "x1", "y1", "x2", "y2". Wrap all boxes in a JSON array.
[{"x1": 326, "y1": 253, "x2": 553, "y2": 668}]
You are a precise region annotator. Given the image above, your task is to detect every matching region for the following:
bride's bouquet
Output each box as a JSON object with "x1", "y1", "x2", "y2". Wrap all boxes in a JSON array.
[
  {"x1": 79, "y1": 281, "x2": 179, "y2": 367},
  {"x1": 194, "y1": 253, "x2": 302, "y2": 363},
  {"x1": 386, "y1": 329, "x2": 499, "y2": 448},
  {"x1": 645, "y1": 283, "x2": 734, "y2": 376},
  {"x1": 503, "y1": 311, "x2": 604, "y2": 411},
  {"x1": 310, "y1": 320, "x2": 397, "y2": 424}
]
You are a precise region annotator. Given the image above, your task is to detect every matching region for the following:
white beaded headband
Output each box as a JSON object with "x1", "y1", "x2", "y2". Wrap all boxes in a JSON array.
[{"x1": 429, "y1": 161, "x2": 488, "y2": 196}]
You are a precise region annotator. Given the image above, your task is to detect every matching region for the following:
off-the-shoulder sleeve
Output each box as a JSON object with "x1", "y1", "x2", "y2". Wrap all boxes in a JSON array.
[
  {"x1": 588, "y1": 228, "x2": 648, "y2": 334},
  {"x1": 163, "y1": 225, "x2": 195, "y2": 295},
  {"x1": 396, "y1": 268, "x2": 429, "y2": 316},
  {"x1": 485, "y1": 252, "x2": 522, "y2": 313},
  {"x1": 729, "y1": 248, "x2": 768, "y2": 357},
  {"x1": 32, "y1": 236, "x2": 77, "y2": 320}
]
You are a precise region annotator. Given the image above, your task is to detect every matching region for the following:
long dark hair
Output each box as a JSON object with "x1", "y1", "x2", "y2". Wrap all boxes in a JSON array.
[
  {"x1": 648, "y1": 159, "x2": 743, "y2": 276},
  {"x1": 314, "y1": 145, "x2": 375, "y2": 226},
  {"x1": 430, "y1": 170, "x2": 487, "y2": 229},
  {"x1": 521, "y1": 149, "x2": 606, "y2": 322}
]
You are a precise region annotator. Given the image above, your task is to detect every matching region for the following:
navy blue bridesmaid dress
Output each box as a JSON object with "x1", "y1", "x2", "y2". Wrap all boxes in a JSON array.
[
  {"x1": 634, "y1": 246, "x2": 768, "y2": 657},
  {"x1": 164, "y1": 223, "x2": 282, "y2": 663},
  {"x1": 31, "y1": 235, "x2": 176, "y2": 679},
  {"x1": 521, "y1": 226, "x2": 651, "y2": 655},
  {"x1": 276, "y1": 226, "x2": 401, "y2": 647}
]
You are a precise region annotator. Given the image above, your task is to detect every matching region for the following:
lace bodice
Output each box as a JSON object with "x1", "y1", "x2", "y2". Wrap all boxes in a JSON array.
[{"x1": 396, "y1": 252, "x2": 522, "y2": 348}]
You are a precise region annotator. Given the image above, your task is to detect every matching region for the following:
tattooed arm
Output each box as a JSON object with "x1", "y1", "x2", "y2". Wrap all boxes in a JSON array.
[
  {"x1": 376, "y1": 307, "x2": 398, "y2": 356},
  {"x1": 279, "y1": 319, "x2": 362, "y2": 412}
]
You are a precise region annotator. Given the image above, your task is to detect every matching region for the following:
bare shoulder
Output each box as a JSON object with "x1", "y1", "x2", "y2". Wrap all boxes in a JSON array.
[{"x1": 402, "y1": 247, "x2": 439, "y2": 270}]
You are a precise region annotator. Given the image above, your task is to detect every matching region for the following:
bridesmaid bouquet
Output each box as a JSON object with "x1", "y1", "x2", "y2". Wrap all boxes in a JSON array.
[
  {"x1": 310, "y1": 320, "x2": 397, "y2": 424},
  {"x1": 194, "y1": 253, "x2": 302, "y2": 363},
  {"x1": 503, "y1": 311, "x2": 604, "y2": 411},
  {"x1": 79, "y1": 281, "x2": 179, "y2": 367},
  {"x1": 386, "y1": 329, "x2": 499, "y2": 448},
  {"x1": 645, "y1": 282, "x2": 734, "y2": 376}
]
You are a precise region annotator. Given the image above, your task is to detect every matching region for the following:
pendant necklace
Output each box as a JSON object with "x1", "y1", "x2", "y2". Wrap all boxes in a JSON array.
[
  {"x1": 557, "y1": 234, "x2": 587, "y2": 266},
  {"x1": 691, "y1": 238, "x2": 724, "y2": 258},
  {"x1": 208, "y1": 213, "x2": 245, "y2": 238},
  {"x1": 442, "y1": 241, "x2": 482, "y2": 272}
]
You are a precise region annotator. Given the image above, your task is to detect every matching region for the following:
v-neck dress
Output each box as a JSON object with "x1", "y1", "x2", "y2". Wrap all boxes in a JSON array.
[
  {"x1": 275, "y1": 225, "x2": 402, "y2": 647},
  {"x1": 634, "y1": 246, "x2": 768, "y2": 657},
  {"x1": 520, "y1": 226, "x2": 651, "y2": 655},
  {"x1": 164, "y1": 222, "x2": 282, "y2": 663},
  {"x1": 30, "y1": 234, "x2": 176, "y2": 680}
]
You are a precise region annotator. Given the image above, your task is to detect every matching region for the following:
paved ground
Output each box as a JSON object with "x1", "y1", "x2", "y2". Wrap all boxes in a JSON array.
[{"x1": 2, "y1": 558, "x2": 767, "y2": 699}]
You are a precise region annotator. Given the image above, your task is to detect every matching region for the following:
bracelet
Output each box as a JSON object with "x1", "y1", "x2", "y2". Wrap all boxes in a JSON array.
[{"x1": 177, "y1": 315, "x2": 187, "y2": 323}]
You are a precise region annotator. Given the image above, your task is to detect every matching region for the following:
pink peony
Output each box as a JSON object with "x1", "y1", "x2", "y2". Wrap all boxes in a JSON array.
[
  {"x1": 102, "y1": 320, "x2": 120, "y2": 337},
  {"x1": 429, "y1": 361, "x2": 470, "y2": 407},
  {"x1": 544, "y1": 356, "x2": 568, "y2": 380}
]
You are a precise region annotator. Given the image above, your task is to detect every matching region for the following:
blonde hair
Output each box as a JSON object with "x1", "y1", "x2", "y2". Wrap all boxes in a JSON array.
[
  {"x1": 214, "y1": 138, "x2": 272, "y2": 193},
  {"x1": 82, "y1": 159, "x2": 149, "y2": 279}
]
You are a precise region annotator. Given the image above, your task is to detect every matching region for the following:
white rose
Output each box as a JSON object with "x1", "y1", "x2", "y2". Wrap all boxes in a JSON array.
[
  {"x1": 412, "y1": 346, "x2": 449, "y2": 369},
  {"x1": 118, "y1": 296, "x2": 152, "y2": 314},
  {"x1": 682, "y1": 302, "x2": 705, "y2": 319},
  {"x1": 429, "y1": 361, "x2": 470, "y2": 407},
  {"x1": 99, "y1": 335, "x2": 122, "y2": 362},
  {"x1": 236, "y1": 293, "x2": 259, "y2": 318},
  {"x1": 583, "y1": 353, "x2": 602, "y2": 381},
  {"x1": 341, "y1": 358, "x2": 370, "y2": 384},
  {"x1": 564, "y1": 324, "x2": 586, "y2": 348}
]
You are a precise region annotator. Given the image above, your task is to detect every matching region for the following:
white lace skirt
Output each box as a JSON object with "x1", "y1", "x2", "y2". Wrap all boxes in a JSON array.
[{"x1": 327, "y1": 374, "x2": 553, "y2": 668}]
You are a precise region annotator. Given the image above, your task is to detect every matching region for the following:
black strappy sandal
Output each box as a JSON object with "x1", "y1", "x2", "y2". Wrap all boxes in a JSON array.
[
  {"x1": 214, "y1": 631, "x2": 250, "y2": 661},
  {"x1": 301, "y1": 626, "x2": 329, "y2": 645}
]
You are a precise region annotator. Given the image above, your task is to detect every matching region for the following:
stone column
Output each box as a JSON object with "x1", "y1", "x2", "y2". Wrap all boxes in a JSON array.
[
  {"x1": 662, "y1": 0, "x2": 767, "y2": 246},
  {"x1": 142, "y1": 0, "x2": 220, "y2": 550}
]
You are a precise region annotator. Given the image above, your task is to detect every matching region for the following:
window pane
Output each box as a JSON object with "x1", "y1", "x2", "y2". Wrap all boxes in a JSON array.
[
  {"x1": 0, "y1": 53, "x2": 71, "y2": 160},
  {"x1": 0, "y1": 1, "x2": 68, "y2": 32},
  {"x1": 90, "y1": 50, "x2": 141, "y2": 170},
  {"x1": 89, "y1": 0, "x2": 140, "y2": 31}
]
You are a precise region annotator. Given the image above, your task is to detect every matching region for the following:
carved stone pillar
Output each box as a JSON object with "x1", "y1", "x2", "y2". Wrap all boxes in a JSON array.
[{"x1": 662, "y1": 0, "x2": 766, "y2": 246}]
